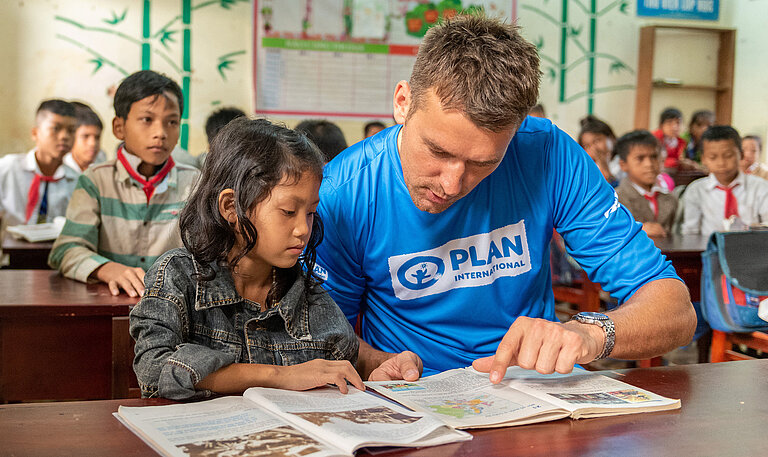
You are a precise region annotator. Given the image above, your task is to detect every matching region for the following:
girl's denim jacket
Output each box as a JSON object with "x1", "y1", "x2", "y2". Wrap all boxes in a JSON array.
[{"x1": 130, "y1": 248, "x2": 359, "y2": 400}]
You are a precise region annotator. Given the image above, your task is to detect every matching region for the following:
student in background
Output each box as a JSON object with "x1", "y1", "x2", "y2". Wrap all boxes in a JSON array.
[
  {"x1": 578, "y1": 115, "x2": 619, "y2": 187},
  {"x1": 0, "y1": 99, "x2": 78, "y2": 226},
  {"x1": 196, "y1": 106, "x2": 247, "y2": 167},
  {"x1": 682, "y1": 110, "x2": 714, "y2": 163},
  {"x1": 63, "y1": 102, "x2": 106, "y2": 174},
  {"x1": 528, "y1": 103, "x2": 546, "y2": 118},
  {"x1": 206, "y1": 107, "x2": 247, "y2": 147},
  {"x1": 681, "y1": 126, "x2": 768, "y2": 237},
  {"x1": 741, "y1": 135, "x2": 768, "y2": 180},
  {"x1": 615, "y1": 130, "x2": 677, "y2": 238},
  {"x1": 130, "y1": 118, "x2": 362, "y2": 400},
  {"x1": 653, "y1": 108, "x2": 686, "y2": 172},
  {"x1": 295, "y1": 119, "x2": 348, "y2": 162},
  {"x1": 364, "y1": 121, "x2": 387, "y2": 138},
  {"x1": 49, "y1": 70, "x2": 200, "y2": 297}
]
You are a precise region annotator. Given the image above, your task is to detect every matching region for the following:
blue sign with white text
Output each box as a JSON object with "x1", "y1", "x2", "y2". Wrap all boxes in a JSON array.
[{"x1": 637, "y1": 0, "x2": 719, "y2": 21}]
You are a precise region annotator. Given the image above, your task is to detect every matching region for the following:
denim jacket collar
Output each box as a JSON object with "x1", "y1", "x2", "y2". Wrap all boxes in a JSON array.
[{"x1": 191, "y1": 258, "x2": 311, "y2": 340}]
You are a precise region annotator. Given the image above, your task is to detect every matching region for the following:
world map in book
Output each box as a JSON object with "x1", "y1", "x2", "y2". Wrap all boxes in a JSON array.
[{"x1": 427, "y1": 396, "x2": 495, "y2": 419}]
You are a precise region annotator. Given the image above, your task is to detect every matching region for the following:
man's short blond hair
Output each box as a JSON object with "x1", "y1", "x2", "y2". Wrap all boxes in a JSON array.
[{"x1": 409, "y1": 15, "x2": 541, "y2": 132}]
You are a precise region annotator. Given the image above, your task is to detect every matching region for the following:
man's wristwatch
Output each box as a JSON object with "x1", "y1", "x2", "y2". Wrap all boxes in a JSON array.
[{"x1": 570, "y1": 312, "x2": 615, "y2": 360}]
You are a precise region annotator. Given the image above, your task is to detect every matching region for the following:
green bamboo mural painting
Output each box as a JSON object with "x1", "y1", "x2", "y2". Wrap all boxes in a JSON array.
[
  {"x1": 142, "y1": 0, "x2": 151, "y2": 70},
  {"x1": 181, "y1": 0, "x2": 191, "y2": 151},
  {"x1": 521, "y1": 0, "x2": 634, "y2": 114},
  {"x1": 54, "y1": 0, "x2": 249, "y2": 151}
]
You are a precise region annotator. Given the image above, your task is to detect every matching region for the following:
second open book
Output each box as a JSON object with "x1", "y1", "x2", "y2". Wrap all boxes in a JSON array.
[
  {"x1": 116, "y1": 366, "x2": 679, "y2": 457},
  {"x1": 367, "y1": 366, "x2": 680, "y2": 429}
]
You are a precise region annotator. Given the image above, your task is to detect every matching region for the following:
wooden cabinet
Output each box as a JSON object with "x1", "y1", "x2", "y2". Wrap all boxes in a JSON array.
[{"x1": 634, "y1": 25, "x2": 735, "y2": 129}]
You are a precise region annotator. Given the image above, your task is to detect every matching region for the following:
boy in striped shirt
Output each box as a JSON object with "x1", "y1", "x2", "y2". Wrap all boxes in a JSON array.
[{"x1": 50, "y1": 71, "x2": 199, "y2": 297}]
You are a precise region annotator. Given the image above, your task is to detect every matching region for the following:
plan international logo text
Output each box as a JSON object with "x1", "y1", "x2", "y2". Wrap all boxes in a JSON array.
[{"x1": 388, "y1": 221, "x2": 531, "y2": 300}]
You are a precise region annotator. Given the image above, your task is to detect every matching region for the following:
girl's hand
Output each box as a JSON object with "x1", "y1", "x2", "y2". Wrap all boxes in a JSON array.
[{"x1": 279, "y1": 359, "x2": 365, "y2": 394}]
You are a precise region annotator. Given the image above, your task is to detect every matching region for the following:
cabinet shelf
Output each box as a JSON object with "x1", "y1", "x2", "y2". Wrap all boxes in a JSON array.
[{"x1": 634, "y1": 26, "x2": 735, "y2": 129}]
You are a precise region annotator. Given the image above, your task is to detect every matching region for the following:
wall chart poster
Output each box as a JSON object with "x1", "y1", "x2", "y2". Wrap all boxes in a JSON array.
[{"x1": 253, "y1": 0, "x2": 516, "y2": 119}]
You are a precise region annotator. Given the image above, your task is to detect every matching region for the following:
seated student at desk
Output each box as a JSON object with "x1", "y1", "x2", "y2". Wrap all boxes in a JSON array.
[
  {"x1": 615, "y1": 130, "x2": 678, "y2": 238},
  {"x1": 0, "y1": 99, "x2": 78, "y2": 227},
  {"x1": 62, "y1": 102, "x2": 107, "y2": 174},
  {"x1": 315, "y1": 15, "x2": 696, "y2": 383},
  {"x1": 49, "y1": 71, "x2": 199, "y2": 297},
  {"x1": 130, "y1": 118, "x2": 363, "y2": 400},
  {"x1": 681, "y1": 126, "x2": 768, "y2": 237}
]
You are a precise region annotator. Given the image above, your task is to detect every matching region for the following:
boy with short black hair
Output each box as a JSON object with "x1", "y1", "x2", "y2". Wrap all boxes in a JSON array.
[
  {"x1": 50, "y1": 70, "x2": 200, "y2": 297},
  {"x1": 295, "y1": 119, "x2": 348, "y2": 162},
  {"x1": 363, "y1": 121, "x2": 387, "y2": 138},
  {"x1": 63, "y1": 101, "x2": 106, "y2": 173},
  {"x1": 196, "y1": 107, "x2": 247, "y2": 167},
  {"x1": 615, "y1": 130, "x2": 678, "y2": 238},
  {"x1": 0, "y1": 99, "x2": 78, "y2": 227},
  {"x1": 205, "y1": 107, "x2": 247, "y2": 146},
  {"x1": 681, "y1": 126, "x2": 768, "y2": 237}
]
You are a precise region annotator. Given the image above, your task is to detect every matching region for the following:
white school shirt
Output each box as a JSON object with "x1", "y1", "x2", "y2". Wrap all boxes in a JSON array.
[
  {"x1": 62, "y1": 150, "x2": 107, "y2": 174},
  {"x1": 0, "y1": 149, "x2": 79, "y2": 226},
  {"x1": 681, "y1": 172, "x2": 768, "y2": 237}
]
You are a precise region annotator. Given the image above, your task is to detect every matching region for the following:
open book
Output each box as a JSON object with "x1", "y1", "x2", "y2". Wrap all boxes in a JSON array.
[
  {"x1": 367, "y1": 366, "x2": 681, "y2": 429},
  {"x1": 6, "y1": 216, "x2": 65, "y2": 242},
  {"x1": 116, "y1": 386, "x2": 471, "y2": 457}
]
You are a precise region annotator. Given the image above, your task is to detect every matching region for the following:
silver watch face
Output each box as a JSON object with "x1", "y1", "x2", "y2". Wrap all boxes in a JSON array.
[{"x1": 578, "y1": 312, "x2": 609, "y2": 321}]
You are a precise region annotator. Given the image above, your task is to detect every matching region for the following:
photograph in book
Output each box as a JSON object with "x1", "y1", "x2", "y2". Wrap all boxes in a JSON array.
[
  {"x1": 294, "y1": 406, "x2": 422, "y2": 427},
  {"x1": 179, "y1": 425, "x2": 325, "y2": 457}
]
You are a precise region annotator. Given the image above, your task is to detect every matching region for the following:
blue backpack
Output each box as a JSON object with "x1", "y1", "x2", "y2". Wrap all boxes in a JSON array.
[{"x1": 700, "y1": 231, "x2": 768, "y2": 332}]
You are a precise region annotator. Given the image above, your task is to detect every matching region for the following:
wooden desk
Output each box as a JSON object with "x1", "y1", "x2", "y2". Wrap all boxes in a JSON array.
[
  {"x1": 654, "y1": 234, "x2": 709, "y2": 302},
  {"x1": 0, "y1": 360, "x2": 765, "y2": 456},
  {"x1": 0, "y1": 270, "x2": 138, "y2": 402},
  {"x1": 1, "y1": 235, "x2": 53, "y2": 269}
]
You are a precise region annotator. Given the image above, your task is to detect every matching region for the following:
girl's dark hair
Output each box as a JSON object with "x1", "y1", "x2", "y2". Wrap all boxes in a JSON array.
[
  {"x1": 577, "y1": 115, "x2": 616, "y2": 146},
  {"x1": 179, "y1": 117, "x2": 326, "y2": 307}
]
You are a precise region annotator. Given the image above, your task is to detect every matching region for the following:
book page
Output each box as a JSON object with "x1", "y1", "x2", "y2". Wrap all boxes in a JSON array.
[
  {"x1": 367, "y1": 368, "x2": 568, "y2": 429},
  {"x1": 501, "y1": 367, "x2": 680, "y2": 416},
  {"x1": 117, "y1": 396, "x2": 344, "y2": 457},
  {"x1": 6, "y1": 216, "x2": 65, "y2": 242},
  {"x1": 244, "y1": 386, "x2": 470, "y2": 454}
]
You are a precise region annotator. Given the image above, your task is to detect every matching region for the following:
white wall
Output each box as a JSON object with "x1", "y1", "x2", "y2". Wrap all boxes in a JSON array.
[{"x1": 1, "y1": 1, "x2": 766, "y2": 162}]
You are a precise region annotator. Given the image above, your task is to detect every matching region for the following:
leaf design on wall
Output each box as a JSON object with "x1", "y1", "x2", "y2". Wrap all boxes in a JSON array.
[
  {"x1": 89, "y1": 58, "x2": 104, "y2": 74},
  {"x1": 159, "y1": 29, "x2": 177, "y2": 49},
  {"x1": 217, "y1": 50, "x2": 246, "y2": 80},
  {"x1": 103, "y1": 9, "x2": 127, "y2": 26}
]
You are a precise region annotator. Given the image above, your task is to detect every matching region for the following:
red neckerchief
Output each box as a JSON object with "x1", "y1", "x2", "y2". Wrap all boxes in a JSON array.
[
  {"x1": 715, "y1": 184, "x2": 740, "y2": 219},
  {"x1": 642, "y1": 192, "x2": 659, "y2": 220},
  {"x1": 117, "y1": 146, "x2": 175, "y2": 202},
  {"x1": 26, "y1": 173, "x2": 60, "y2": 223}
]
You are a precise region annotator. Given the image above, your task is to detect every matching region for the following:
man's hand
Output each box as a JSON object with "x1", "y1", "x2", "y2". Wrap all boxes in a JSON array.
[
  {"x1": 472, "y1": 316, "x2": 604, "y2": 383},
  {"x1": 642, "y1": 222, "x2": 668, "y2": 238},
  {"x1": 93, "y1": 262, "x2": 146, "y2": 297},
  {"x1": 368, "y1": 351, "x2": 423, "y2": 382}
]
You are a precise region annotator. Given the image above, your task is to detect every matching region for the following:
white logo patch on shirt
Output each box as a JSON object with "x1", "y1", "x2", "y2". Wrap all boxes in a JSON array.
[
  {"x1": 604, "y1": 191, "x2": 620, "y2": 218},
  {"x1": 388, "y1": 221, "x2": 531, "y2": 300}
]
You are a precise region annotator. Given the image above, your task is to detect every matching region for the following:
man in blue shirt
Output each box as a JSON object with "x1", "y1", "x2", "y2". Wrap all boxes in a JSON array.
[{"x1": 317, "y1": 15, "x2": 696, "y2": 383}]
